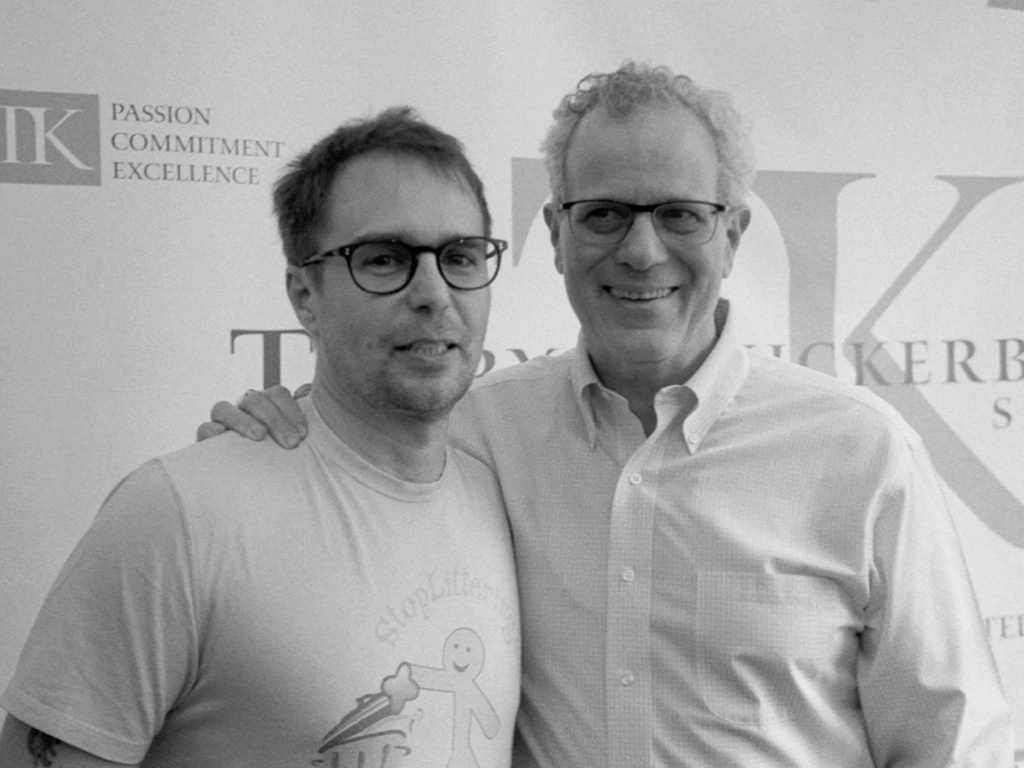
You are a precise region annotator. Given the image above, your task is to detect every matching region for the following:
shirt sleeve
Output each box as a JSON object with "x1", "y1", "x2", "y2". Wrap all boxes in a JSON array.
[
  {"x1": 856, "y1": 432, "x2": 1013, "y2": 766},
  {"x1": 0, "y1": 460, "x2": 200, "y2": 765}
]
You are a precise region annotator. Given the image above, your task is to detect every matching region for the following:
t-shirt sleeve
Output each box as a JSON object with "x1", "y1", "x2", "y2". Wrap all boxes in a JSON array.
[{"x1": 0, "y1": 460, "x2": 200, "y2": 765}]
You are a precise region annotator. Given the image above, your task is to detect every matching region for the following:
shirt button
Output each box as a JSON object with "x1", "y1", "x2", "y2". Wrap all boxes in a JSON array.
[
  {"x1": 622, "y1": 567, "x2": 635, "y2": 582},
  {"x1": 621, "y1": 673, "x2": 635, "y2": 686},
  {"x1": 628, "y1": 473, "x2": 642, "y2": 485},
  {"x1": 687, "y1": 434, "x2": 698, "y2": 445}
]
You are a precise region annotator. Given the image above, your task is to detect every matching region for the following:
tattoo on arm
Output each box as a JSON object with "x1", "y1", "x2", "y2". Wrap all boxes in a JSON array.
[{"x1": 27, "y1": 729, "x2": 62, "y2": 767}]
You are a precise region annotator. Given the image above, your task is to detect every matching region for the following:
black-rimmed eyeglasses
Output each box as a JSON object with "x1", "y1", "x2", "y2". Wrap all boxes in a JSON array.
[
  {"x1": 560, "y1": 199, "x2": 727, "y2": 246},
  {"x1": 301, "y1": 237, "x2": 506, "y2": 295}
]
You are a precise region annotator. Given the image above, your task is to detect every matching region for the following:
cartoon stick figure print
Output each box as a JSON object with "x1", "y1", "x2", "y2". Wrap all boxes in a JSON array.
[{"x1": 408, "y1": 627, "x2": 499, "y2": 768}]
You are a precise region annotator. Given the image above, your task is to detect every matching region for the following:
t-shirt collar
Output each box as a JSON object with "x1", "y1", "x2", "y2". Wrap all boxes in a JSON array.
[{"x1": 302, "y1": 395, "x2": 447, "y2": 501}]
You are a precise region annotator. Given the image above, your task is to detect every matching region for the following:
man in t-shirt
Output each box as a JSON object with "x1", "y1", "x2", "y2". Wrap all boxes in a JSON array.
[{"x1": 0, "y1": 107, "x2": 520, "y2": 768}]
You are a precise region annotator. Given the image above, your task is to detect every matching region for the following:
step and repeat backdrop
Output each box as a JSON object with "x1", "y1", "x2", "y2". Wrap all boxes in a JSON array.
[{"x1": 3, "y1": 0, "x2": 1022, "y2": 757}]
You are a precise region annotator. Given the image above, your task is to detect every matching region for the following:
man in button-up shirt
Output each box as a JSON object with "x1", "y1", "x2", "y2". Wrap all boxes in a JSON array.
[{"x1": 202, "y1": 62, "x2": 1013, "y2": 766}]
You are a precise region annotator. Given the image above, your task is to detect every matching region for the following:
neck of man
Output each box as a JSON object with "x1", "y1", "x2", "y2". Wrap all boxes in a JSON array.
[
  {"x1": 590, "y1": 305, "x2": 726, "y2": 437},
  {"x1": 594, "y1": 351, "x2": 710, "y2": 437},
  {"x1": 310, "y1": 378, "x2": 450, "y2": 484}
]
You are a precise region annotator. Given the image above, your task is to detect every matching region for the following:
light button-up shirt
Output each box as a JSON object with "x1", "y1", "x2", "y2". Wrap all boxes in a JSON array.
[{"x1": 453, "y1": 301, "x2": 1012, "y2": 768}]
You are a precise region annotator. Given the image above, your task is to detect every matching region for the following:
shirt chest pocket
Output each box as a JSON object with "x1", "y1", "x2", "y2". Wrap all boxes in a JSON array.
[{"x1": 696, "y1": 571, "x2": 855, "y2": 726}]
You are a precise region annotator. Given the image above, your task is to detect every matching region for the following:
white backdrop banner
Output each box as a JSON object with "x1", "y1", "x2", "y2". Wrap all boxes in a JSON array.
[{"x1": 2, "y1": 0, "x2": 1022, "y2": 759}]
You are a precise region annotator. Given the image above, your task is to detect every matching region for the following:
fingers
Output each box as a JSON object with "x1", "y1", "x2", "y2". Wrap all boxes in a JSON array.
[
  {"x1": 235, "y1": 389, "x2": 257, "y2": 407},
  {"x1": 196, "y1": 422, "x2": 228, "y2": 442},
  {"x1": 262, "y1": 386, "x2": 309, "y2": 441},
  {"x1": 202, "y1": 386, "x2": 311, "y2": 449},
  {"x1": 210, "y1": 398, "x2": 268, "y2": 442},
  {"x1": 234, "y1": 386, "x2": 308, "y2": 449}
]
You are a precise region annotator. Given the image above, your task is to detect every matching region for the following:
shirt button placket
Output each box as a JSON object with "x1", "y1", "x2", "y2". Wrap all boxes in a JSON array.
[{"x1": 607, "y1": 451, "x2": 655, "y2": 767}]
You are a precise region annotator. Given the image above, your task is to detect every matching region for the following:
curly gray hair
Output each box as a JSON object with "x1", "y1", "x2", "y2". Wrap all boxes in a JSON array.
[{"x1": 541, "y1": 61, "x2": 756, "y2": 208}]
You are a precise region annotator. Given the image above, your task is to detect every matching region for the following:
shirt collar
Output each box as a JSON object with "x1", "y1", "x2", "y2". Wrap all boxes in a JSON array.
[
  {"x1": 569, "y1": 299, "x2": 750, "y2": 450},
  {"x1": 681, "y1": 299, "x2": 749, "y2": 451},
  {"x1": 569, "y1": 332, "x2": 603, "y2": 448}
]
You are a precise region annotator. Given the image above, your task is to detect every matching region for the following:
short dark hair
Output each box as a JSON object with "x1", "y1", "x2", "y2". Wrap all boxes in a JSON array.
[{"x1": 274, "y1": 106, "x2": 491, "y2": 283}]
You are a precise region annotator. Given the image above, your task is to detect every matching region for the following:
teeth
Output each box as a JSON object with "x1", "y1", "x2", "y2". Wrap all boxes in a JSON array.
[
  {"x1": 609, "y1": 287, "x2": 674, "y2": 301},
  {"x1": 403, "y1": 342, "x2": 451, "y2": 355}
]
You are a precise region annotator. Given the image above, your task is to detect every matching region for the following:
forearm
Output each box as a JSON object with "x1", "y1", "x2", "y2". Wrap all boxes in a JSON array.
[{"x1": 0, "y1": 715, "x2": 140, "y2": 768}]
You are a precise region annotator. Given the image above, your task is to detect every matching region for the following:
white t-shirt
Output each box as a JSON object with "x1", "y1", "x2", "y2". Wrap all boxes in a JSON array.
[{"x1": 2, "y1": 398, "x2": 520, "y2": 768}]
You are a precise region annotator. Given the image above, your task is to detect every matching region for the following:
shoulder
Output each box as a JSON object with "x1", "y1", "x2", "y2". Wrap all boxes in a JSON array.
[
  {"x1": 461, "y1": 350, "x2": 574, "y2": 414},
  {"x1": 471, "y1": 349, "x2": 574, "y2": 388},
  {"x1": 740, "y1": 351, "x2": 926, "y2": 457},
  {"x1": 452, "y1": 351, "x2": 576, "y2": 453},
  {"x1": 749, "y1": 352, "x2": 907, "y2": 420},
  {"x1": 94, "y1": 433, "x2": 314, "y2": 549},
  {"x1": 157, "y1": 430, "x2": 305, "y2": 482},
  {"x1": 156, "y1": 431, "x2": 309, "y2": 504}
]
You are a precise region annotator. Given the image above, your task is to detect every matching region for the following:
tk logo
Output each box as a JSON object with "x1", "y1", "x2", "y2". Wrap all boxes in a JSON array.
[{"x1": 0, "y1": 90, "x2": 100, "y2": 186}]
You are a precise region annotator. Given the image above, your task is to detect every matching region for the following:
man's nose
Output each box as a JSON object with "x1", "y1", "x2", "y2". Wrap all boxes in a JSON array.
[
  {"x1": 615, "y1": 212, "x2": 670, "y2": 270},
  {"x1": 405, "y1": 252, "x2": 452, "y2": 309}
]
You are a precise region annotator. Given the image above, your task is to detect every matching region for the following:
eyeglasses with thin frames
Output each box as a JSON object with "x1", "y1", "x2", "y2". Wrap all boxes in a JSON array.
[
  {"x1": 301, "y1": 237, "x2": 506, "y2": 295},
  {"x1": 560, "y1": 199, "x2": 727, "y2": 247}
]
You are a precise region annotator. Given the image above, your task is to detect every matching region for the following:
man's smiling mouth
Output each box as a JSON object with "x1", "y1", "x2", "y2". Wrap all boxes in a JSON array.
[
  {"x1": 607, "y1": 287, "x2": 676, "y2": 301},
  {"x1": 395, "y1": 341, "x2": 457, "y2": 355}
]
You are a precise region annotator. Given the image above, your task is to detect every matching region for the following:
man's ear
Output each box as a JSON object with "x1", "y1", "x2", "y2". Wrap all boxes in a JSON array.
[
  {"x1": 543, "y1": 202, "x2": 565, "y2": 275},
  {"x1": 286, "y1": 265, "x2": 320, "y2": 339},
  {"x1": 721, "y1": 205, "x2": 752, "y2": 279}
]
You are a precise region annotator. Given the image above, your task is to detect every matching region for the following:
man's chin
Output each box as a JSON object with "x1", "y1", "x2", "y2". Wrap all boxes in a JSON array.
[{"x1": 383, "y1": 375, "x2": 475, "y2": 421}]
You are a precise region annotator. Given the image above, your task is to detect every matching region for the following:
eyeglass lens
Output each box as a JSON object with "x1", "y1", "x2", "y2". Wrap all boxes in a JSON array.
[
  {"x1": 350, "y1": 238, "x2": 500, "y2": 293},
  {"x1": 569, "y1": 201, "x2": 719, "y2": 245}
]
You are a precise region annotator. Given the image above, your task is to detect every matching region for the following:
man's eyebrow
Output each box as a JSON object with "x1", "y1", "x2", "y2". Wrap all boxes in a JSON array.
[{"x1": 356, "y1": 231, "x2": 483, "y2": 245}]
